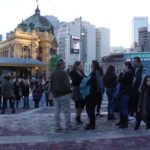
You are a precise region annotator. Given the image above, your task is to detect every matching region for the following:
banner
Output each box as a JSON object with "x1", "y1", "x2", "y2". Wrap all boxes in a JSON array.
[{"x1": 71, "y1": 36, "x2": 80, "y2": 54}]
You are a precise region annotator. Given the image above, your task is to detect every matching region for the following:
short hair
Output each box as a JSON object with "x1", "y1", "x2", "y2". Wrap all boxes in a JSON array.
[
  {"x1": 56, "y1": 59, "x2": 65, "y2": 66},
  {"x1": 133, "y1": 57, "x2": 141, "y2": 63}
]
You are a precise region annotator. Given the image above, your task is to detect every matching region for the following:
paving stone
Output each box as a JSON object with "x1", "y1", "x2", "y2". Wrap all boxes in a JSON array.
[{"x1": 0, "y1": 96, "x2": 150, "y2": 149}]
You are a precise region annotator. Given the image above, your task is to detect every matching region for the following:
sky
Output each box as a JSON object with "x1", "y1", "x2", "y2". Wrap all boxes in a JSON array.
[{"x1": 0, "y1": 0, "x2": 150, "y2": 48}]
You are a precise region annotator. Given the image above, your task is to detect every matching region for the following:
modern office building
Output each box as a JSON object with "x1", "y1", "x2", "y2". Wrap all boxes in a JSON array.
[
  {"x1": 81, "y1": 21, "x2": 96, "y2": 64},
  {"x1": 57, "y1": 18, "x2": 82, "y2": 68},
  {"x1": 96, "y1": 27, "x2": 110, "y2": 61},
  {"x1": 132, "y1": 17, "x2": 148, "y2": 47},
  {"x1": 138, "y1": 27, "x2": 148, "y2": 51}
]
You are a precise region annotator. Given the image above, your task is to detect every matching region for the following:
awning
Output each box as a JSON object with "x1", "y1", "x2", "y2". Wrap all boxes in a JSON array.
[{"x1": 0, "y1": 57, "x2": 47, "y2": 67}]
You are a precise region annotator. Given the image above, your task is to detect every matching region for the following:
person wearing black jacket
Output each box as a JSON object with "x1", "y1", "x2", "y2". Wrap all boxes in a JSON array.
[
  {"x1": 70, "y1": 61, "x2": 86, "y2": 124},
  {"x1": 116, "y1": 61, "x2": 134, "y2": 128},
  {"x1": 129, "y1": 57, "x2": 143, "y2": 116},
  {"x1": 50, "y1": 59, "x2": 75, "y2": 131},
  {"x1": 85, "y1": 60, "x2": 102, "y2": 130}
]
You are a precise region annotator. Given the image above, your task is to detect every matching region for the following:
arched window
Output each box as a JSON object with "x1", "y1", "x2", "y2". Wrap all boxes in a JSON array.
[{"x1": 22, "y1": 46, "x2": 31, "y2": 58}]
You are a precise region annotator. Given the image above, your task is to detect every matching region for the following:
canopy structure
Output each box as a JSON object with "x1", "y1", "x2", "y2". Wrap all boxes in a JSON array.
[{"x1": 0, "y1": 57, "x2": 47, "y2": 67}]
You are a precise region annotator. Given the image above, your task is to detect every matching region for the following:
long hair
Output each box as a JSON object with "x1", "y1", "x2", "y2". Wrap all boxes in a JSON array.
[
  {"x1": 124, "y1": 61, "x2": 134, "y2": 74},
  {"x1": 72, "y1": 61, "x2": 81, "y2": 71},
  {"x1": 92, "y1": 60, "x2": 103, "y2": 75},
  {"x1": 141, "y1": 75, "x2": 150, "y2": 92},
  {"x1": 103, "y1": 65, "x2": 115, "y2": 80}
]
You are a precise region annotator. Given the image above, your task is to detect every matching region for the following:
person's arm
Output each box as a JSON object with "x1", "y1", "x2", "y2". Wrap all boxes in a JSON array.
[
  {"x1": 87, "y1": 71, "x2": 95, "y2": 85},
  {"x1": 63, "y1": 71, "x2": 71, "y2": 92}
]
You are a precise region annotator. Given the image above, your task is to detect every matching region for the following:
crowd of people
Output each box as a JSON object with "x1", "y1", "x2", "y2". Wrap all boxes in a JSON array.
[
  {"x1": 0, "y1": 76, "x2": 54, "y2": 114},
  {"x1": 0, "y1": 56, "x2": 149, "y2": 132},
  {"x1": 50, "y1": 57, "x2": 150, "y2": 131}
]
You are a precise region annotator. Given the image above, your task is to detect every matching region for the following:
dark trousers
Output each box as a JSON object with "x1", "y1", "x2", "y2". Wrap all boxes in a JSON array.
[
  {"x1": 86, "y1": 100, "x2": 97, "y2": 128},
  {"x1": 129, "y1": 91, "x2": 140, "y2": 116},
  {"x1": 46, "y1": 98, "x2": 54, "y2": 107},
  {"x1": 120, "y1": 95, "x2": 129, "y2": 118},
  {"x1": 2, "y1": 97, "x2": 15, "y2": 113},
  {"x1": 136, "y1": 110, "x2": 150, "y2": 128},
  {"x1": 96, "y1": 94, "x2": 102, "y2": 113},
  {"x1": 34, "y1": 99, "x2": 40, "y2": 108}
]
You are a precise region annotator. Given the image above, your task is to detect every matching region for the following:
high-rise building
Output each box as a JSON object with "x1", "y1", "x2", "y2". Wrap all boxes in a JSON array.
[
  {"x1": 96, "y1": 27, "x2": 110, "y2": 60},
  {"x1": 138, "y1": 27, "x2": 148, "y2": 51},
  {"x1": 57, "y1": 18, "x2": 82, "y2": 68},
  {"x1": 132, "y1": 17, "x2": 148, "y2": 47},
  {"x1": 81, "y1": 21, "x2": 96, "y2": 64}
]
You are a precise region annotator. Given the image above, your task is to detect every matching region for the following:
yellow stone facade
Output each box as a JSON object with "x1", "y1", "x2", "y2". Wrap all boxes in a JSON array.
[{"x1": 0, "y1": 28, "x2": 54, "y2": 79}]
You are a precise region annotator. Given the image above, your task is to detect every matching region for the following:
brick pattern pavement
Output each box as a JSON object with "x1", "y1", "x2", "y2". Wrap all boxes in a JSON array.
[
  {"x1": 0, "y1": 96, "x2": 150, "y2": 150},
  {"x1": 0, "y1": 136, "x2": 150, "y2": 150}
]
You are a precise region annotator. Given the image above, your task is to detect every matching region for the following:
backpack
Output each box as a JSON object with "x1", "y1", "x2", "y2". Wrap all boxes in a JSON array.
[{"x1": 80, "y1": 77, "x2": 90, "y2": 99}]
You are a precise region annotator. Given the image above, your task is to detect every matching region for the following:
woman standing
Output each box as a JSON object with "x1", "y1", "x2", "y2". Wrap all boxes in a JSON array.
[
  {"x1": 22, "y1": 80, "x2": 30, "y2": 109},
  {"x1": 135, "y1": 75, "x2": 150, "y2": 130},
  {"x1": 116, "y1": 61, "x2": 134, "y2": 128},
  {"x1": 32, "y1": 81, "x2": 42, "y2": 108},
  {"x1": 44, "y1": 81, "x2": 53, "y2": 107},
  {"x1": 14, "y1": 78, "x2": 21, "y2": 108},
  {"x1": 103, "y1": 65, "x2": 117, "y2": 120},
  {"x1": 85, "y1": 60, "x2": 102, "y2": 130},
  {"x1": 70, "y1": 61, "x2": 86, "y2": 124}
]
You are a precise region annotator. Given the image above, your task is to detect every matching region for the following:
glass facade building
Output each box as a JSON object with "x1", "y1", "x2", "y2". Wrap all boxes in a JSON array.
[{"x1": 132, "y1": 17, "x2": 148, "y2": 47}]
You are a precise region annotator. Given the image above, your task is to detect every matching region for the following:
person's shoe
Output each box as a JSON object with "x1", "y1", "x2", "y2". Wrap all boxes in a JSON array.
[
  {"x1": 108, "y1": 114, "x2": 116, "y2": 120},
  {"x1": 84, "y1": 126, "x2": 95, "y2": 130},
  {"x1": 96, "y1": 113, "x2": 104, "y2": 117},
  {"x1": 115, "y1": 121, "x2": 122, "y2": 126},
  {"x1": 86, "y1": 123, "x2": 90, "y2": 127},
  {"x1": 75, "y1": 116, "x2": 83, "y2": 125},
  {"x1": 66, "y1": 126, "x2": 77, "y2": 131},
  {"x1": 11, "y1": 110, "x2": 15, "y2": 114},
  {"x1": 134, "y1": 123, "x2": 140, "y2": 130},
  {"x1": 119, "y1": 117, "x2": 128, "y2": 128},
  {"x1": 119, "y1": 123, "x2": 128, "y2": 128},
  {"x1": 96, "y1": 113, "x2": 100, "y2": 116},
  {"x1": 55, "y1": 127, "x2": 63, "y2": 132},
  {"x1": 99, "y1": 114, "x2": 104, "y2": 117}
]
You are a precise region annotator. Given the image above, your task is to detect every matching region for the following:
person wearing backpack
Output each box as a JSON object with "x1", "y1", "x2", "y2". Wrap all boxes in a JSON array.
[
  {"x1": 85, "y1": 60, "x2": 102, "y2": 130},
  {"x1": 70, "y1": 61, "x2": 86, "y2": 124}
]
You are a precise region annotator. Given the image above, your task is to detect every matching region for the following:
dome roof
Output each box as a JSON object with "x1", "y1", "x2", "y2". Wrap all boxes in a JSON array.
[{"x1": 17, "y1": 6, "x2": 54, "y2": 34}]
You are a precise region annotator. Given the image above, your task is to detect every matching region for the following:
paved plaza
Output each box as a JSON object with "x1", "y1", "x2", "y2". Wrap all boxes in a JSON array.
[{"x1": 0, "y1": 95, "x2": 150, "y2": 150}]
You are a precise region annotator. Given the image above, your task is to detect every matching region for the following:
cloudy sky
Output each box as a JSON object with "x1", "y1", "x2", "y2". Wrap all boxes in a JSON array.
[{"x1": 0, "y1": 0, "x2": 150, "y2": 48}]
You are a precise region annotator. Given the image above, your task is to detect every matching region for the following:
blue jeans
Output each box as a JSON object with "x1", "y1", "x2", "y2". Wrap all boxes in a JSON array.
[
  {"x1": 120, "y1": 95, "x2": 129, "y2": 117},
  {"x1": 106, "y1": 87, "x2": 116, "y2": 114},
  {"x1": 23, "y1": 96, "x2": 29, "y2": 108}
]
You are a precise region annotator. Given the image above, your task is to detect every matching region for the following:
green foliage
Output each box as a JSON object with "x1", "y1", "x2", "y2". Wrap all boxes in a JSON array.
[{"x1": 49, "y1": 55, "x2": 58, "y2": 72}]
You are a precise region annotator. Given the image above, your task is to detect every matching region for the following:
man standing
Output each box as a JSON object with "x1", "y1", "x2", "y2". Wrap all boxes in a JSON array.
[
  {"x1": 131, "y1": 57, "x2": 143, "y2": 116},
  {"x1": 1, "y1": 76, "x2": 15, "y2": 114},
  {"x1": 50, "y1": 59, "x2": 75, "y2": 131}
]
